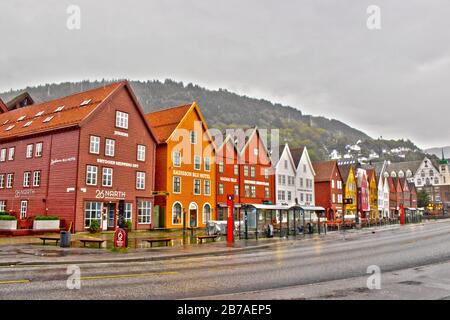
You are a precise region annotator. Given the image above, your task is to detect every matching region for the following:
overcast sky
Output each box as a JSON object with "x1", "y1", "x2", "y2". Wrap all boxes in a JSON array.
[{"x1": 1, "y1": 0, "x2": 449, "y2": 149}]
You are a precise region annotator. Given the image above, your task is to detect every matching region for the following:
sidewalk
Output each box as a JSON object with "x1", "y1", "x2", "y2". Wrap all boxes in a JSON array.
[{"x1": 0, "y1": 221, "x2": 430, "y2": 267}]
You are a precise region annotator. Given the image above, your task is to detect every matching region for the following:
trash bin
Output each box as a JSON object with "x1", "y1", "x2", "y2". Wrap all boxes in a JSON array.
[{"x1": 60, "y1": 231, "x2": 71, "y2": 248}]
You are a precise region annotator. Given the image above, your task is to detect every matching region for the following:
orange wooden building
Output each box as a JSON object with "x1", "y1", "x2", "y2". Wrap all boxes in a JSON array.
[{"x1": 145, "y1": 102, "x2": 216, "y2": 229}]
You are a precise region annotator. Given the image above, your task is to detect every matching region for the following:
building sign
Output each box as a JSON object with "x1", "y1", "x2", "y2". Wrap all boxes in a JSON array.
[
  {"x1": 15, "y1": 189, "x2": 36, "y2": 198},
  {"x1": 51, "y1": 157, "x2": 76, "y2": 165},
  {"x1": 95, "y1": 189, "x2": 126, "y2": 200},
  {"x1": 173, "y1": 169, "x2": 210, "y2": 179},
  {"x1": 114, "y1": 228, "x2": 127, "y2": 248},
  {"x1": 220, "y1": 177, "x2": 238, "y2": 183},
  {"x1": 244, "y1": 179, "x2": 270, "y2": 186},
  {"x1": 97, "y1": 158, "x2": 139, "y2": 169},
  {"x1": 114, "y1": 130, "x2": 129, "y2": 137}
]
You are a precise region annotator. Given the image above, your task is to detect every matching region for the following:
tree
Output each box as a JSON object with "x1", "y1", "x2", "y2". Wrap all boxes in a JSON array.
[{"x1": 417, "y1": 190, "x2": 430, "y2": 208}]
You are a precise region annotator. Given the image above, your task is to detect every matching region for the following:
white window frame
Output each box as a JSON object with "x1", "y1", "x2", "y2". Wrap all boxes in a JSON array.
[
  {"x1": 84, "y1": 201, "x2": 102, "y2": 228},
  {"x1": 218, "y1": 183, "x2": 224, "y2": 195},
  {"x1": 204, "y1": 157, "x2": 211, "y2": 171},
  {"x1": 204, "y1": 180, "x2": 211, "y2": 196},
  {"x1": 125, "y1": 203, "x2": 133, "y2": 222},
  {"x1": 89, "y1": 136, "x2": 100, "y2": 154},
  {"x1": 23, "y1": 171, "x2": 31, "y2": 187},
  {"x1": 218, "y1": 161, "x2": 224, "y2": 173},
  {"x1": 86, "y1": 165, "x2": 98, "y2": 186},
  {"x1": 0, "y1": 149, "x2": 6, "y2": 162},
  {"x1": 137, "y1": 200, "x2": 152, "y2": 224},
  {"x1": 6, "y1": 173, "x2": 13, "y2": 188},
  {"x1": 0, "y1": 200, "x2": 6, "y2": 212},
  {"x1": 8, "y1": 147, "x2": 14, "y2": 161},
  {"x1": 234, "y1": 165, "x2": 239, "y2": 176},
  {"x1": 173, "y1": 151, "x2": 181, "y2": 167},
  {"x1": 116, "y1": 111, "x2": 129, "y2": 129},
  {"x1": 193, "y1": 179, "x2": 201, "y2": 195},
  {"x1": 26, "y1": 144, "x2": 33, "y2": 158},
  {"x1": 102, "y1": 167, "x2": 113, "y2": 187},
  {"x1": 0, "y1": 175, "x2": 4, "y2": 189},
  {"x1": 172, "y1": 202, "x2": 183, "y2": 225},
  {"x1": 202, "y1": 203, "x2": 212, "y2": 224},
  {"x1": 189, "y1": 131, "x2": 197, "y2": 144},
  {"x1": 20, "y1": 200, "x2": 28, "y2": 220},
  {"x1": 173, "y1": 176, "x2": 181, "y2": 194},
  {"x1": 33, "y1": 171, "x2": 41, "y2": 187},
  {"x1": 105, "y1": 139, "x2": 115, "y2": 157},
  {"x1": 136, "y1": 171, "x2": 146, "y2": 190},
  {"x1": 234, "y1": 185, "x2": 239, "y2": 196},
  {"x1": 194, "y1": 155, "x2": 201, "y2": 171},
  {"x1": 35, "y1": 142, "x2": 43, "y2": 157},
  {"x1": 137, "y1": 145, "x2": 146, "y2": 162}
]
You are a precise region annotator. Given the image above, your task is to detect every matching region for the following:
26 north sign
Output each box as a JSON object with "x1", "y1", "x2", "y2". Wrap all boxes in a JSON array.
[{"x1": 95, "y1": 189, "x2": 126, "y2": 200}]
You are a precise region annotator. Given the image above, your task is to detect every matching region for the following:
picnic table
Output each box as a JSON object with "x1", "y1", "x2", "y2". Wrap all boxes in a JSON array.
[
  {"x1": 78, "y1": 238, "x2": 105, "y2": 248},
  {"x1": 39, "y1": 236, "x2": 60, "y2": 246},
  {"x1": 197, "y1": 235, "x2": 220, "y2": 244},
  {"x1": 142, "y1": 237, "x2": 173, "y2": 247}
]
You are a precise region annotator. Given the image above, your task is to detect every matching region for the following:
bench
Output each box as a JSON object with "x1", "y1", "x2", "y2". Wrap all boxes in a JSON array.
[
  {"x1": 142, "y1": 238, "x2": 173, "y2": 247},
  {"x1": 197, "y1": 235, "x2": 220, "y2": 244},
  {"x1": 78, "y1": 238, "x2": 105, "y2": 248},
  {"x1": 39, "y1": 236, "x2": 60, "y2": 246}
]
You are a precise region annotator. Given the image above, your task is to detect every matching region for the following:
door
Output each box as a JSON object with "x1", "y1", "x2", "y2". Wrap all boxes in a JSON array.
[
  {"x1": 107, "y1": 203, "x2": 116, "y2": 228},
  {"x1": 189, "y1": 202, "x2": 198, "y2": 227}
]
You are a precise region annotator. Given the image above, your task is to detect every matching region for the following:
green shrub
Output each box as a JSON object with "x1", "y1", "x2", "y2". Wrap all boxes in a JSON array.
[
  {"x1": 89, "y1": 220, "x2": 100, "y2": 233},
  {"x1": 126, "y1": 220, "x2": 132, "y2": 231},
  {"x1": 0, "y1": 215, "x2": 16, "y2": 220},
  {"x1": 34, "y1": 216, "x2": 60, "y2": 220},
  {"x1": 0, "y1": 212, "x2": 9, "y2": 216}
]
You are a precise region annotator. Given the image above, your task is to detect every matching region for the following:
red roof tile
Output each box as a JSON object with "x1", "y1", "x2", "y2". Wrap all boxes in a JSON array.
[
  {"x1": 145, "y1": 104, "x2": 193, "y2": 143},
  {"x1": 0, "y1": 82, "x2": 125, "y2": 141},
  {"x1": 313, "y1": 160, "x2": 339, "y2": 182}
]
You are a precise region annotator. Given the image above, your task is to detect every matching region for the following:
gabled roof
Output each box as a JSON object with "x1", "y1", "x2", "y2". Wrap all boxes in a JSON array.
[
  {"x1": 337, "y1": 163, "x2": 354, "y2": 183},
  {"x1": 290, "y1": 146, "x2": 305, "y2": 167},
  {"x1": 0, "y1": 99, "x2": 7, "y2": 113},
  {"x1": 366, "y1": 168, "x2": 376, "y2": 182},
  {"x1": 408, "y1": 182, "x2": 417, "y2": 192},
  {"x1": 216, "y1": 134, "x2": 240, "y2": 161},
  {"x1": 144, "y1": 104, "x2": 192, "y2": 143},
  {"x1": 5, "y1": 92, "x2": 34, "y2": 110},
  {"x1": 0, "y1": 81, "x2": 143, "y2": 141},
  {"x1": 312, "y1": 160, "x2": 340, "y2": 182},
  {"x1": 273, "y1": 143, "x2": 296, "y2": 171}
]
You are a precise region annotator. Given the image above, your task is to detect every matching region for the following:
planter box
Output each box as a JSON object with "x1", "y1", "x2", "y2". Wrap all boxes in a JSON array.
[
  {"x1": 0, "y1": 220, "x2": 17, "y2": 230},
  {"x1": 33, "y1": 220, "x2": 60, "y2": 230}
]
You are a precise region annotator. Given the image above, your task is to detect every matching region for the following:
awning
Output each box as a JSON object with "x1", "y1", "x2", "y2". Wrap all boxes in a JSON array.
[
  {"x1": 243, "y1": 204, "x2": 291, "y2": 210},
  {"x1": 289, "y1": 205, "x2": 326, "y2": 211}
]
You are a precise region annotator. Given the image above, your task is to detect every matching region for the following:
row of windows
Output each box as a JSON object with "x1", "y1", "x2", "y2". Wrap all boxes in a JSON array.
[
  {"x1": 90, "y1": 136, "x2": 146, "y2": 161},
  {"x1": 283, "y1": 160, "x2": 308, "y2": 174},
  {"x1": 86, "y1": 165, "x2": 146, "y2": 190},
  {"x1": 84, "y1": 200, "x2": 151, "y2": 227},
  {"x1": 173, "y1": 176, "x2": 211, "y2": 196},
  {"x1": 218, "y1": 163, "x2": 270, "y2": 179},
  {"x1": 416, "y1": 177, "x2": 440, "y2": 186},
  {"x1": 217, "y1": 162, "x2": 239, "y2": 175},
  {"x1": 278, "y1": 175, "x2": 296, "y2": 186},
  {"x1": 0, "y1": 171, "x2": 41, "y2": 188},
  {"x1": 0, "y1": 142, "x2": 43, "y2": 162},
  {"x1": 218, "y1": 183, "x2": 239, "y2": 196},
  {"x1": 172, "y1": 202, "x2": 211, "y2": 225},
  {"x1": 0, "y1": 200, "x2": 29, "y2": 219},
  {"x1": 332, "y1": 179, "x2": 343, "y2": 190},
  {"x1": 173, "y1": 151, "x2": 210, "y2": 171},
  {"x1": 242, "y1": 185, "x2": 270, "y2": 198}
]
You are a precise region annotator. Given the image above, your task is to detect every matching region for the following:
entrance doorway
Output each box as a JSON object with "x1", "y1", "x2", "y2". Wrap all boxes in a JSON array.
[
  {"x1": 189, "y1": 202, "x2": 198, "y2": 227},
  {"x1": 106, "y1": 203, "x2": 116, "y2": 229}
]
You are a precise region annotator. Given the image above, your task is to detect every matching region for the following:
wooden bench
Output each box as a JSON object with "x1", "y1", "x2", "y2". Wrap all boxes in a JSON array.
[
  {"x1": 197, "y1": 235, "x2": 220, "y2": 244},
  {"x1": 142, "y1": 238, "x2": 173, "y2": 247},
  {"x1": 78, "y1": 238, "x2": 105, "y2": 248},
  {"x1": 39, "y1": 236, "x2": 60, "y2": 246}
]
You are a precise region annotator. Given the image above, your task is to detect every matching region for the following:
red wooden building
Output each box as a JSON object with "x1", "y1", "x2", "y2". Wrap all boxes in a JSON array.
[
  {"x1": 312, "y1": 160, "x2": 343, "y2": 220},
  {"x1": 387, "y1": 176, "x2": 397, "y2": 217},
  {"x1": 0, "y1": 81, "x2": 157, "y2": 232}
]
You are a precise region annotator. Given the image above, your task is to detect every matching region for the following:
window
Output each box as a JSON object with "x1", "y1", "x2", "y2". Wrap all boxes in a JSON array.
[
  {"x1": 250, "y1": 166, "x2": 256, "y2": 178},
  {"x1": 138, "y1": 201, "x2": 151, "y2": 224},
  {"x1": 173, "y1": 176, "x2": 181, "y2": 193},
  {"x1": 86, "y1": 165, "x2": 98, "y2": 185},
  {"x1": 278, "y1": 190, "x2": 285, "y2": 201},
  {"x1": 102, "y1": 168, "x2": 113, "y2": 187},
  {"x1": 20, "y1": 200, "x2": 28, "y2": 220},
  {"x1": 434, "y1": 177, "x2": 439, "y2": 185},
  {"x1": 281, "y1": 175, "x2": 286, "y2": 185},
  {"x1": 218, "y1": 183, "x2": 224, "y2": 195},
  {"x1": 23, "y1": 121, "x2": 32, "y2": 127},
  {"x1": 264, "y1": 168, "x2": 269, "y2": 179},
  {"x1": 8, "y1": 147, "x2": 14, "y2": 161},
  {"x1": 204, "y1": 180, "x2": 211, "y2": 195},
  {"x1": 43, "y1": 116, "x2": 54, "y2": 123},
  {"x1": 115, "y1": 111, "x2": 129, "y2": 129},
  {"x1": 6, "y1": 174, "x2": 13, "y2": 188},
  {"x1": 0, "y1": 200, "x2": 6, "y2": 212},
  {"x1": 0, "y1": 175, "x2": 4, "y2": 188},
  {"x1": 170, "y1": 151, "x2": 181, "y2": 168},
  {"x1": 299, "y1": 178, "x2": 304, "y2": 187},
  {"x1": 194, "y1": 155, "x2": 201, "y2": 170},
  {"x1": 244, "y1": 166, "x2": 249, "y2": 177},
  {"x1": 338, "y1": 194, "x2": 343, "y2": 204},
  {"x1": 332, "y1": 193, "x2": 336, "y2": 203},
  {"x1": 234, "y1": 165, "x2": 239, "y2": 176},
  {"x1": 218, "y1": 161, "x2": 224, "y2": 173},
  {"x1": 251, "y1": 185, "x2": 256, "y2": 198},
  {"x1": 331, "y1": 180, "x2": 335, "y2": 188},
  {"x1": 234, "y1": 185, "x2": 239, "y2": 196},
  {"x1": 137, "y1": 145, "x2": 146, "y2": 162},
  {"x1": 190, "y1": 131, "x2": 197, "y2": 144},
  {"x1": 17, "y1": 115, "x2": 26, "y2": 122},
  {"x1": 287, "y1": 191, "x2": 292, "y2": 201},
  {"x1": 253, "y1": 148, "x2": 259, "y2": 156},
  {"x1": 89, "y1": 136, "x2": 100, "y2": 154},
  {"x1": 0, "y1": 149, "x2": 6, "y2": 162},
  {"x1": 194, "y1": 179, "x2": 201, "y2": 195},
  {"x1": 204, "y1": 157, "x2": 211, "y2": 171},
  {"x1": 172, "y1": 202, "x2": 182, "y2": 225},
  {"x1": 54, "y1": 106, "x2": 65, "y2": 112},
  {"x1": 244, "y1": 185, "x2": 251, "y2": 197},
  {"x1": 33, "y1": 171, "x2": 41, "y2": 187},
  {"x1": 23, "y1": 171, "x2": 31, "y2": 187},
  {"x1": 26, "y1": 144, "x2": 33, "y2": 158},
  {"x1": 429, "y1": 170, "x2": 434, "y2": 177},
  {"x1": 85, "y1": 202, "x2": 102, "y2": 227},
  {"x1": 136, "y1": 172, "x2": 146, "y2": 190},
  {"x1": 125, "y1": 203, "x2": 132, "y2": 222},
  {"x1": 35, "y1": 142, "x2": 43, "y2": 157},
  {"x1": 105, "y1": 139, "x2": 115, "y2": 157},
  {"x1": 265, "y1": 187, "x2": 270, "y2": 198},
  {"x1": 202, "y1": 204, "x2": 211, "y2": 224},
  {"x1": 5, "y1": 124, "x2": 15, "y2": 131}
]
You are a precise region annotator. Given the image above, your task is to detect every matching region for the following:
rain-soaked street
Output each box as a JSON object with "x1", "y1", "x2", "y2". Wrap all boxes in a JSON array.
[{"x1": 2, "y1": 220, "x2": 450, "y2": 300}]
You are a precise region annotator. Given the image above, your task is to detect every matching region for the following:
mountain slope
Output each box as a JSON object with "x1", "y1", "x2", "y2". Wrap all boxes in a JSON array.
[{"x1": 0, "y1": 79, "x2": 426, "y2": 162}]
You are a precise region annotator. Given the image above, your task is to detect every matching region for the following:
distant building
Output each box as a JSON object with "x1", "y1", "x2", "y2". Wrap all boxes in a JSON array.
[{"x1": 313, "y1": 160, "x2": 343, "y2": 220}]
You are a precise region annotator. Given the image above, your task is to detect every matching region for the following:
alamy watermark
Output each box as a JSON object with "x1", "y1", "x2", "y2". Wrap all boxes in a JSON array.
[
  {"x1": 367, "y1": 5, "x2": 381, "y2": 30},
  {"x1": 366, "y1": 265, "x2": 381, "y2": 290},
  {"x1": 66, "y1": 5, "x2": 81, "y2": 30},
  {"x1": 66, "y1": 265, "x2": 81, "y2": 290}
]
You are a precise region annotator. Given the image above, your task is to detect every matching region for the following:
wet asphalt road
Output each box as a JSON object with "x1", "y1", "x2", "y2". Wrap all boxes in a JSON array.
[{"x1": 1, "y1": 220, "x2": 450, "y2": 299}]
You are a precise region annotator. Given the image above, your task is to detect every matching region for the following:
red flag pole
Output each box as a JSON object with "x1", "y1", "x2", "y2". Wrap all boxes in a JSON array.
[{"x1": 227, "y1": 195, "x2": 234, "y2": 243}]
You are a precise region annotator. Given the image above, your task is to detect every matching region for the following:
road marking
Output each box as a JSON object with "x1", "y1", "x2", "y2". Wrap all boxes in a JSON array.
[
  {"x1": 80, "y1": 271, "x2": 178, "y2": 281},
  {"x1": 0, "y1": 279, "x2": 30, "y2": 285}
]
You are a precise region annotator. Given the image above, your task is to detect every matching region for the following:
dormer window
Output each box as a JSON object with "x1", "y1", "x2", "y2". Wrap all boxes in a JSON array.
[
  {"x1": 5, "y1": 125, "x2": 15, "y2": 131},
  {"x1": 23, "y1": 121, "x2": 33, "y2": 127},
  {"x1": 80, "y1": 99, "x2": 92, "y2": 106}
]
